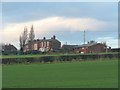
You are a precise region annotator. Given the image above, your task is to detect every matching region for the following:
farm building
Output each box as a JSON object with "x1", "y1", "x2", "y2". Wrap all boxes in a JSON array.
[
  {"x1": 73, "y1": 41, "x2": 111, "y2": 54},
  {"x1": 23, "y1": 35, "x2": 61, "y2": 52}
]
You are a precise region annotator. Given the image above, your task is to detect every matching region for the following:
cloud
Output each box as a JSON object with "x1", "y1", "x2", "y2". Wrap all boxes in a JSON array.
[
  {"x1": 1, "y1": 16, "x2": 107, "y2": 49},
  {"x1": 96, "y1": 37, "x2": 118, "y2": 48},
  {"x1": 34, "y1": 17, "x2": 107, "y2": 32}
]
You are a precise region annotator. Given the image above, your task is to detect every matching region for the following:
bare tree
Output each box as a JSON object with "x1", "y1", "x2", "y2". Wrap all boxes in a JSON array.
[
  {"x1": 19, "y1": 35, "x2": 23, "y2": 51},
  {"x1": 19, "y1": 27, "x2": 28, "y2": 51}
]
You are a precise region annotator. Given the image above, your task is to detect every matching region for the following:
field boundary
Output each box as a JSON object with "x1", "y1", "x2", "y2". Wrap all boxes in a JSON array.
[{"x1": 2, "y1": 53, "x2": 118, "y2": 64}]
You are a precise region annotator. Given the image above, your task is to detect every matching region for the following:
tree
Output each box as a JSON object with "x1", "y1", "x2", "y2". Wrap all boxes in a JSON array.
[
  {"x1": 19, "y1": 27, "x2": 28, "y2": 51},
  {"x1": 19, "y1": 35, "x2": 23, "y2": 51},
  {"x1": 28, "y1": 25, "x2": 35, "y2": 51},
  {"x1": 29, "y1": 25, "x2": 35, "y2": 42}
]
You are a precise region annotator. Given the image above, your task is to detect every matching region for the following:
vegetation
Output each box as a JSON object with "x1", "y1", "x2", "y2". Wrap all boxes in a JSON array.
[
  {"x1": 19, "y1": 25, "x2": 35, "y2": 52},
  {"x1": 28, "y1": 25, "x2": 35, "y2": 42},
  {"x1": 0, "y1": 65, "x2": 1, "y2": 89},
  {"x1": 2, "y1": 52, "x2": 118, "y2": 64},
  {"x1": 2, "y1": 59, "x2": 118, "y2": 88},
  {"x1": 2, "y1": 52, "x2": 118, "y2": 59},
  {"x1": 19, "y1": 27, "x2": 28, "y2": 51}
]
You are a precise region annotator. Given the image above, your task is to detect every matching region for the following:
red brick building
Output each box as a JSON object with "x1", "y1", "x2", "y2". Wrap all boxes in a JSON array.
[
  {"x1": 23, "y1": 35, "x2": 61, "y2": 52},
  {"x1": 74, "y1": 41, "x2": 111, "y2": 54}
]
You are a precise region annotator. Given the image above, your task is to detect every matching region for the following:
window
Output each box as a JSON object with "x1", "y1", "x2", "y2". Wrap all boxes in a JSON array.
[
  {"x1": 34, "y1": 44, "x2": 38, "y2": 50},
  {"x1": 47, "y1": 41, "x2": 49, "y2": 47}
]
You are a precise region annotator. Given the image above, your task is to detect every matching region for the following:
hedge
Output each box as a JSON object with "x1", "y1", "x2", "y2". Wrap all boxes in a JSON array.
[{"x1": 2, "y1": 53, "x2": 118, "y2": 64}]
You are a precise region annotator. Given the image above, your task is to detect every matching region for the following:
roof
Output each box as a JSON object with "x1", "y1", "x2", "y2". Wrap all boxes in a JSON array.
[
  {"x1": 34, "y1": 38, "x2": 60, "y2": 43},
  {"x1": 62, "y1": 45, "x2": 79, "y2": 50},
  {"x1": 74, "y1": 42, "x2": 105, "y2": 48},
  {"x1": 25, "y1": 37, "x2": 61, "y2": 46},
  {"x1": 2, "y1": 44, "x2": 17, "y2": 51},
  {"x1": 62, "y1": 45, "x2": 78, "y2": 47}
]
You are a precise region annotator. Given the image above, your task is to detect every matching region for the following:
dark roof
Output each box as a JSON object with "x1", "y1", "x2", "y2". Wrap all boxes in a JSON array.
[
  {"x1": 25, "y1": 38, "x2": 61, "y2": 46},
  {"x1": 62, "y1": 45, "x2": 78, "y2": 47},
  {"x1": 27, "y1": 38, "x2": 61, "y2": 44},
  {"x1": 2, "y1": 44, "x2": 17, "y2": 51},
  {"x1": 47, "y1": 38, "x2": 61, "y2": 43},
  {"x1": 74, "y1": 43, "x2": 105, "y2": 48},
  {"x1": 62, "y1": 45, "x2": 78, "y2": 50}
]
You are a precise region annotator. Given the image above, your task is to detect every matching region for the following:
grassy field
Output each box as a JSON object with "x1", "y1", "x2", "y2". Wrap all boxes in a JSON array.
[
  {"x1": 0, "y1": 65, "x2": 2, "y2": 89},
  {"x1": 2, "y1": 59, "x2": 118, "y2": 88}
]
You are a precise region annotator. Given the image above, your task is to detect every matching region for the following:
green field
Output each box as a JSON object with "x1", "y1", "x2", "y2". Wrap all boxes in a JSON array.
[{"x1": 2, "y1": 60, "x2": 118, "y2": 88}]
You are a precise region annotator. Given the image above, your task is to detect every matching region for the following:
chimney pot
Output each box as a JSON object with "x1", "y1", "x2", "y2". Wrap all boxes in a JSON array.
[
  {"x1": 43, "y1": 37, "x2": 46, "y2": 40},
  {"x1": 53, "y1": 35, "x2": 56, "y2": 39}
]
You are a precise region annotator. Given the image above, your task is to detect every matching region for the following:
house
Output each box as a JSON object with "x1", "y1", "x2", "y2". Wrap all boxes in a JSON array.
[
  {"x1": 62, "y1": 45, "x2": 78, "y2": 53},
  {"x1": 74, "y1": 41, "x2": 111, "y2": 54},
  {"x1": 23, "y1": 35, "x2": 61, "y2": 53},
  {"x1": 1, "y1": 44, "x2": 17, "y2": 55},
  {"x1": 111, "y1": 48, "x2": 120, "y2": 52}
]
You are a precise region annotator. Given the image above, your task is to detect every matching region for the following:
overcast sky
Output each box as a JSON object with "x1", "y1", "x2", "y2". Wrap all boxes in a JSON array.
[{"x1": 1, "y1": 2, "x2": 118, "y2": 49}]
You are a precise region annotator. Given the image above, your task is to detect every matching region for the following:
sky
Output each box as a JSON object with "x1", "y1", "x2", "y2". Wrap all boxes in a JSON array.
[{"x1": 1, "y1": 2, "x2": 119, "y2": 49}]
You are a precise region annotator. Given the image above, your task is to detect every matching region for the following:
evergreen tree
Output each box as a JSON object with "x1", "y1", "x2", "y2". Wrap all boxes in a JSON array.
[
  {"x1": 29, "y1": 25, "x2": 35, "y2": 42},
  {"x1": 28, "y1": 25, "x2": 35, "y2": 51}
]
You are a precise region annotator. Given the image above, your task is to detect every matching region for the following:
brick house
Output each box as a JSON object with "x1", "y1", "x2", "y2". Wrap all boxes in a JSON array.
[
  {"x1": 74, "y1": 41, "x2": 111, "y2": 54},
  {"x1": 23, "y1": 35, "x2": 61, "y2": 52}
]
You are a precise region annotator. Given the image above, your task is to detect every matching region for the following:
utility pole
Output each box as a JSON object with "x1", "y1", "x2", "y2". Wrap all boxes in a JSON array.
[
  {"x1": 65, "y1": 42, "x2": 67, "y2": 45},
  {"x1": 84, "y1": 30, "x2": 85, "y2": 44}
]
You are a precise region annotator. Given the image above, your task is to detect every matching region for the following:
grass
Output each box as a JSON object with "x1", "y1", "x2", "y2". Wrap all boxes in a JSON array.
[
  {"x1": 0, "y1": 65, "x2": 2, "y2": 89},
  {"x1": 2, "y1": 59, "x2": 118, "y2": 88}
]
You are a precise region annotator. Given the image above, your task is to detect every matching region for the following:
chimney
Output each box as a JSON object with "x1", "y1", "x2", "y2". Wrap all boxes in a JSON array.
[
  {"x1": 37, "y1": 39, "x2": 39, "y2": 41},
  {"x1": 43, "y1": 37, "x2": 46, "y2": 40},
  {"x1": 53, "y1": 35, "x2": 56, "y2": 39}
]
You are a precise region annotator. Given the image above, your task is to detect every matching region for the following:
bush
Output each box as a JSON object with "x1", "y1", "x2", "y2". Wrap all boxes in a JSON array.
[{"x1": 2, "y1": 53, "x2": 118, "y2": 64}]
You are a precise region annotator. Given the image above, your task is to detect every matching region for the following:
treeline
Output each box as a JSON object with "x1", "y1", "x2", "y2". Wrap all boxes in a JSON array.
[{"x1": 2, "y1": 53, "x2": 118, "y2": 64}]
